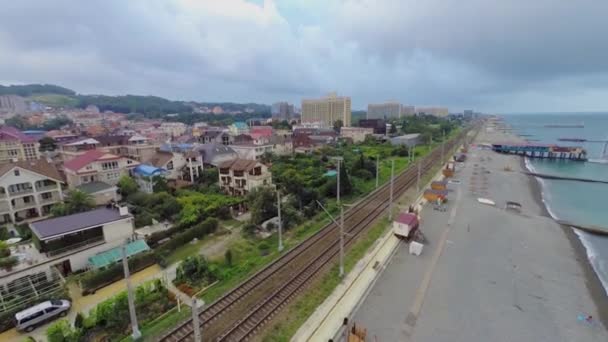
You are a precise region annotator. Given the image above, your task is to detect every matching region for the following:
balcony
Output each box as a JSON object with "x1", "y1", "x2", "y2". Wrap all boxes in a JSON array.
[
  {"x1": 38, "y1": 226, "x2": 105, "y2": 257},
  {"x1": 36, "y1": 183, "x2": 59, "y2": 192},
  {"x1": 0, "y1": 200, "x2": 10, "y2": 213},
  {"x1": 39, "y1": 194, "x2": 60, "y2": 204},
  {"x1": 8, "y1": 188, "x2": 34, "y2": 197},
  {"x1": 12, "y1": 200, "x2": 37, "y2": 210}
]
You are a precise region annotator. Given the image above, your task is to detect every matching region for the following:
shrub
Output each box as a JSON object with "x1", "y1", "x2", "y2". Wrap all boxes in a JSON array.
[
  {"x1": 47, "y1": 319, "x2": 80, "y2": 342},
  {"x1": 0, "y1": 226, "x2": 9, "y2": 240},
  {"x1": 242, "y1": 223, "x2": 257, "y2": 237},
  {"x1": 0, "y1": 256, "x2": 18, "y2": 270},
  {"x1": 74, "y1": 312, "x2": 84, "y2": 329},
  {"x1": 175, "y1": 255, "x2": 218, "y2": 287},
  {"x1": 353, "y1": 169, "x2": 373, "y2": 180},
  {"x1": 225, "y1": 249, "x2": 233, "y2": 266},
  {"x1": 15, "y1": 224, "x2": 32, "y2": 240},
  {"x1": 134, "y1": 211, "x2": 154, "y2": 228}
]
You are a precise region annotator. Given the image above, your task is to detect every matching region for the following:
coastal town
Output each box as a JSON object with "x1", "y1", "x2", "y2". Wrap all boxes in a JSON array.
[{"x1": 2, "y1": 2, "x2": 608, "y2": 341}]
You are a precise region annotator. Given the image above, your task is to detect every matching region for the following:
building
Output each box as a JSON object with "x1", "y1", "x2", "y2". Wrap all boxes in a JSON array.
[
  {"x1": 0, "y1": 160, "x2": 64, "y2": 224},
  {"x1": 231, "y1": 136, "x2": 293, "y2": 160},
  {"x1": 95, "y1": 134, "x2": 159, "y2": 162},
  {"x1": 145, "y1": 144, "x2": 203, "y2": 183},
  {"x1": 359, "y1": 119, "x2": 386, "y2": 134},
  {"x1": 0, "y1": 126, "x2": 41, "y2": 163},
  {"x1": 271, "y1": 102, "x2": 295, "y2": 120},
  {"x1": 340, "y1": 127, "x2": 374, "y2": 143},
  {"x1": 159, "y1": 122, "x2": 187, "y2": 137},
  {"x1": 197, "y1": 128, "x2": 231, "y2": 145},
  {"x1": 132, "y1": 164, "x2": 167, "y2": 194},
  {"x1": 0, "y1": 207, "x2": 140, "y2": 285},
  {"x1": 199, "y1": 144, "x2": 238, "y2": 167},
  {"x1": 57, "y1": 137, "x2": 100, "y2": 161},
  {"x1": 367, "y1": 102, "x2": 401, "y2": 120},
  {"x1": 218, "y1": 159, "x2": 272, "y2": 196},
  {"x1": 63, "y1": 150, "x2": 139, "y2": 187},
  {"x1": 228, "y1": 122, "x2": 250, "y2": 136},
  {"x1": 301, "y1": 93, "x2": 352, "y2": 127},
  {"x1": 390, "y1": 134, "x2": 421, "y2": 147},
  {"x1": 76, "y1": 181, "x2": 119, "y2": 205},
  {"x1": 463, "y1": 109, "x2": 474, "y2": 120},
  {"x1": 417, "y1": 107, "x2": 449, "y2": 117}
]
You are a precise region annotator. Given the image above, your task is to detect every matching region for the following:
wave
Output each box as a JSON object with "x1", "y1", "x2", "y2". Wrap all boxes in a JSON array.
[{"x1": 525, "y1": 158, "x2": 608, "y2": 296}]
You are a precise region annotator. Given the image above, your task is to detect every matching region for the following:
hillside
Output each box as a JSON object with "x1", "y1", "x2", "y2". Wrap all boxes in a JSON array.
[{"x1": 0, "y1": 83, "x2": 271, "y2": 116}]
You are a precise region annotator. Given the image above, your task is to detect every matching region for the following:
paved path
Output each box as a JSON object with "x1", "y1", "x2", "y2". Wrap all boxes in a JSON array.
[{"x1": 353, "y1": 127, "x2": 608, "y2": 342}]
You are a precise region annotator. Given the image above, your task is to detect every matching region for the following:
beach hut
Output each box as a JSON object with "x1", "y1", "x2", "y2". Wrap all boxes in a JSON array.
[
  {"x1": 431, "y1": 180, "x2": 448, "y2": 191},
  {"x1": 424, "y1": 189, "x2": 448, "y2": 203}
]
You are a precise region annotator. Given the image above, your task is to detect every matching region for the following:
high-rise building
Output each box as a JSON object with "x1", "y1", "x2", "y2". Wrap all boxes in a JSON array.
[
  {"x1": 271, "y1": 102, "x2": 295, "y2": 120},
  {"x1": 302, "y1": 93, "x2": 351, "y2": 127},
  {"x1": 367, "y1": 102, "x2": 415, "y2": 119}
]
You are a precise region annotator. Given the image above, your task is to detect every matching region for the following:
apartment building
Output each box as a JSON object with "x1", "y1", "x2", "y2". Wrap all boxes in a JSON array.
[
  {"x1": 0, "y1": 160, "x2": 64, "y2": 224},
  {"x1": 218, "y1": 159, "x2": 272, "y2": 196},
  {"x1": 159, "y1": 122, "x2": 187, "y2": 137},
  {"x1": 271, "y1": 102, "x2": 295, "y2": 120},
  {"x1": 0, "y1": 126, "x2": 41, "y2": 163},
  {"x1": 231, "y1": 136, "x2": 292, "y2": 160},
  {"x1": 367, "y1": 102, "x2": 415, "y2": 120},
  {"x1": 63, "y1": 150, "x2": 139, "y2": 187},
  {"x1": 302, "y1": 93, "x2": 352, "y2": 127}
]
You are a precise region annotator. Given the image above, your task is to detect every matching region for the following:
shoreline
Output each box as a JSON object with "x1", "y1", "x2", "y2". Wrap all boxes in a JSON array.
[{"x1": 522, "y1": 157, "x2": 608, "y2": 330}]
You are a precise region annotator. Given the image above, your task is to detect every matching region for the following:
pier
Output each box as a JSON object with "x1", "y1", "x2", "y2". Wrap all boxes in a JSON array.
[{"x1": 492, "y1": 143, "x2": 587, "y2": 161}]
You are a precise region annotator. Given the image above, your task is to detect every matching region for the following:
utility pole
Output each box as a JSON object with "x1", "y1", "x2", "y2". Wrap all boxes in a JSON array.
[
  {"x1": 122, "y1": 245, "x2": 141, "y2": 340},
  {"x1": 339, "y1": 204, "x2": 344, "y2": 277},
  {"x1": 388, "y1": 159, "x2": 394, "y2": 220},
  {"x1": 191, "y1": 298, "x2": 202, "y2": 342},
  {"x1": 417, "y1": 162, "x2": 421, "y2": 193},
  {"x1": 441, "y1": 130, "x2": 446, "y2": 163},
  {"x1": 375, "y1": 155, "x2": 379, "y2": 188},
  {"x1": 277, "y1": 188, "x2": 283, "y2": 252},
  {"x1": 336, "y1": 157, "x2": 341, "y2": 204}
]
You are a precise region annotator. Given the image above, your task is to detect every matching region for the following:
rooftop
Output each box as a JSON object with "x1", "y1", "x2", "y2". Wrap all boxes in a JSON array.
[
  {"x1": 0, "y1": 159, "x2": 63, "y2": 182},
  {"x1": 0, "y1": 125, "x2": 36, "y2": 143},
  {"x1": 76, "y1": 181, "x2": 116, "y2": 194},
  {"x1": 30, "y1": 207, "x2": 131, "y2": 240},
  {"x1": 63, "y1": 150, "x2": 107, "y2": 171}
]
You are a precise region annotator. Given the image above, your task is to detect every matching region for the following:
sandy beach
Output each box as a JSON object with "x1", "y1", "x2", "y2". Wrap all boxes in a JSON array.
[{"x1": 352, "y1": 123, "x2": 608, "y2": 341}]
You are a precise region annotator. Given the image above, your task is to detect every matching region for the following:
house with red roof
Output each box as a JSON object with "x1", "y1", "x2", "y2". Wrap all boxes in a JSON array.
[
  {"x1": 0, "y1": 125, "x2": 41, "y2": 163},
  {"x1": 63, "y1": 149, "x2": 139, "y2": 187}
]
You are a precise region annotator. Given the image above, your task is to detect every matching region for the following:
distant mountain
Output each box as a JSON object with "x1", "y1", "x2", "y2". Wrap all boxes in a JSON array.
[{"x1": 0, "y1": 83, "x2": 271, "y2": 117}]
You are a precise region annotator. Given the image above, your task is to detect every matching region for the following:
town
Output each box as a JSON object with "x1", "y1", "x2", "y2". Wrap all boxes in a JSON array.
[{"x1": 0, "y1": 85, "x2": 479, "y2": 341}]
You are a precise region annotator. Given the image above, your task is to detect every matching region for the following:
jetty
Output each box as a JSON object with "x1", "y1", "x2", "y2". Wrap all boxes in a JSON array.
[
  {"x1": 525, "y1": 171, "x2": 608, "y2": 185},
  {"x1": 557, "y1": 220, "x2": 608, "y2": 236},
  {"x1": 492, "y1": 143, "x2": 587, "y2": 161}
]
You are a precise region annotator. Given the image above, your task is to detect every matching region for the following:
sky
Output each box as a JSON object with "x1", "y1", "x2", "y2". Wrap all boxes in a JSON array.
[{"x1": 1, "y1": 0, "x2": 607, "y2": 112}]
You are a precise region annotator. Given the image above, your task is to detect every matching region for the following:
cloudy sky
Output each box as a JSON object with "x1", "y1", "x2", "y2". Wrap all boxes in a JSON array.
[{"x1": 1, "y1": 0, "x2": 607, "y2": 112}]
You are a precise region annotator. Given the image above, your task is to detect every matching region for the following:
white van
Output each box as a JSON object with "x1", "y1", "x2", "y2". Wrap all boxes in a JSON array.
[{"x1": 15, "y1": 300, "x2": 71, "y2": 332}]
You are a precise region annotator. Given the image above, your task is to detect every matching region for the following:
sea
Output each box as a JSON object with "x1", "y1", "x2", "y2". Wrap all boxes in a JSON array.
[{"x1": 502, "y1": 112, "x2": 608, "y2": 296}]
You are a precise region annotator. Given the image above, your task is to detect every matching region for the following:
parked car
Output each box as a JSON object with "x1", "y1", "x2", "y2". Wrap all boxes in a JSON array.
[{"x1": 15, "y1": 300, "x2": 71, "y2": 332}]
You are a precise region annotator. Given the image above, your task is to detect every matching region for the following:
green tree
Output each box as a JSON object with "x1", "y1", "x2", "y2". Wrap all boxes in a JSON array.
[
  {"x1": 224, "y1": 249, "x2": 233, "y2": 266},
  {"x1": 152, "y1": 176, "x2": 169, "y2": 193},
  {"x1": 175, "y1": 255, "x2": 217, "y2": 286},
  {"x1": 46, "y1": 319, "x2": 80, "y2": 342},
  {"x1": 39, "y1": 137, "x2": 57, "y2": 152},
  {"x1": 333, "y1": 119, "x2": 343, "y2": 133},
  {"x1": 64, "y1": 190, "x2": 95, "y2": 214},
  {"x1": 117, "y1": 175, "x2": 138, "y2": 197},
  {"x1": 247, "y1": 187, "x2": 277, "y2": 225}
]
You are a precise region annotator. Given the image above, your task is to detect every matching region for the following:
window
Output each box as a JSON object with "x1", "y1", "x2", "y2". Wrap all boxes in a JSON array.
[
  {"x1": 23, "y1": 196, "x2": 32, "y2": 203},
  {"x1": 127, "y1": 159, "x2": 133, "y2": 164},
  {"x1": 19, "y1": 310, "x2": 44, "y2": 324},
  {"x1": 8, "y1": 149, "x2": 19, "y2": 157},
  {"x1": 14, "y1": 170, "x2": 20, "y2": 176},
  {"x1": 44, "y1": 307, "x2": 59, "y2": 314},
  {"x1": 41, "y1": 192, "x2": 52, "y2": 200},
  {"x1": 166, "y1": 161, "x2": 174, "y2": 170},
  {"x1": 101, "y1": 161, "x2": 118, "y2": 170}
]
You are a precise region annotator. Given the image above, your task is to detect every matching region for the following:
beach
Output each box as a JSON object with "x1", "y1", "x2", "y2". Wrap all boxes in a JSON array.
[{"x1": 351, "y1": 123, "x2": 608, "y2": 341}]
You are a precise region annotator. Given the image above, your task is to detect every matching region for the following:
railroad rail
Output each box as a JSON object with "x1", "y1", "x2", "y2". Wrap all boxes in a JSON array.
[{"x1": 159, "y1": 126, "x2": 475, "y2": 342}]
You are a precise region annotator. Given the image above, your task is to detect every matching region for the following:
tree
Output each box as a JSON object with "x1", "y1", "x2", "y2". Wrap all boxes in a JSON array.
[
  {"x1": 333, "y1": 119, "x2": 343, "y2": 133},
  {"x1": 46, "y1": 319, "x2": 80, "y2": 342},
  {"x1": 175, "y1": 255, "x2": 217, "y2": 286},
  {"x1": 152, "y1": 176, "x2": 169, "y2": 193},
  {"x1": 39, "y1": 137, "x2": 57, "y2": 152},
  {"x1": 117, "y1": 175, "x2": 138, "y2": 197},
  {"x1": 225, "y1": 249, "x2": 233, "y2": 266},
  {"x1": 247, "y1": 187, "x2": 277, "y2": 225},
  {"x1": 389, "y1": 123, "x2": 397, "y2": 135},
  {"x1": 52, "y1": 190, "x2": 95, "y2": 217}
]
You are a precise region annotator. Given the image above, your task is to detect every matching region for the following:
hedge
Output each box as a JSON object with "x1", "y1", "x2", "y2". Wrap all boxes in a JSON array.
[
  {"x1": 156, "y1": 218, "x2": 219, "y2": 266},
  {"x1": 80, "y1": 251, "x2": 158, "y2": 294}
]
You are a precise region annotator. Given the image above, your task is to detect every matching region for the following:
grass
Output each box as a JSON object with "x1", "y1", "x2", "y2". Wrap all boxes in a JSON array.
[
  {"x1": 28, "y1": 93, "x2": 79, "y2": 107},
  {"x1": 259, "y1": 217, "x2": 391, "y2": 342},
  {"x1": 120, "y1": 306, "x2": 192, "y2": 342}
]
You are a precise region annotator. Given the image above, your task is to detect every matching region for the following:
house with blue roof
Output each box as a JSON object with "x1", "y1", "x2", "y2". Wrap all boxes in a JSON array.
[{"x1": 132, "y1": 164, "x2": 167, "y2": 193}]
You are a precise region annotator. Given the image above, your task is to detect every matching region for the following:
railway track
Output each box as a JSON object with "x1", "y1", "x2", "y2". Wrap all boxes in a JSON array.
[{"x1": 159, "y1": 127, "x2": 474, "y2": 342}]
